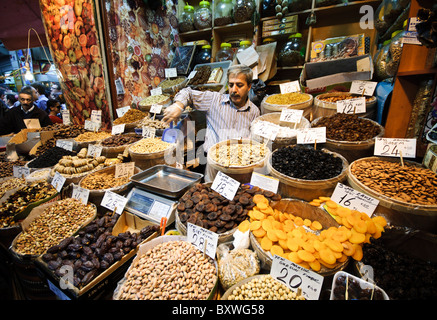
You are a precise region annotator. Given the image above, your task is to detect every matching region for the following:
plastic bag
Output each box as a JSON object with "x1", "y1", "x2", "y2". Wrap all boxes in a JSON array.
[{"x1": 217, "y1": 243, "x2": 260, "y2": 291}]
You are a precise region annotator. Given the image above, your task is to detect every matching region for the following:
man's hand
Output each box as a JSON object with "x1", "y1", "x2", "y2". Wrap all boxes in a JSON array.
[{"x1": 162, "y1": 101, "x2": 184, "y2": 125}]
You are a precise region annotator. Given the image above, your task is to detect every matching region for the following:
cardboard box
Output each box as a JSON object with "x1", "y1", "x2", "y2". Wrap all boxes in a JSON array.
[
  {"x1": 310, "y1": 34, "x2": 365, "y2": 62},
  {"x1": 300, "y1": 54, "x2": 373, "y2": 94},
  {"x1": 35, "y1": 211, "x2": 158, "y2": 300}
]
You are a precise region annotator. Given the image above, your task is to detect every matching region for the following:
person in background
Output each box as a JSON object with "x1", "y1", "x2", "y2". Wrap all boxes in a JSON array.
[
  {"x1": 47, "y1": 98, "x2": 63, "y2": 124},
  {"x1": 0, "y1": 86, "x2": 52, "y2": 135},
  {"x1": 4, "y1": 94, "x2": 17, "y2": 108},
  {"x1": 50, "y1": 83, "x2": 62, "y2": 99},
  {"x1": 163, "y1": 64, "x2": 259, "y2": 181},
  {"x1": 0, "y1": 88, "x2": 9, "y2": 119},
  {"x1": 31, "y1": 82, "x2": 49, "y2": 113}
]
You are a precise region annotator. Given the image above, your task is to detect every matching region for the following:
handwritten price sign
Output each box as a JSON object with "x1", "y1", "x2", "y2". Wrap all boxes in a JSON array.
[
  {"x1": 280, "y1": 109, "x2": 303, "y2": 124},
  {"x1": 114, "y1": 162, "x2": 135, "y2": 178},
  {"x1": 296, "y1": 127, "x2": 326, "y2": 144},
  {"x1": 211, "y1": 171, "x2": 240, "y2": 201},
  {"x1": 51, "y1": 171, "x2": 66, "y2": 192},
  {"x1": 374, "y1": 138, "x2": 416, "y2": 158},
  {"x1": 187, "y1": 223, "x2": 219, "y2": 259},
  {"x1": 336, "y1": 97, "x2": 366, "y2": 114},
  {"x1": 101, "y1": 190, "x2": 128, "y2": 215},
  {"x1": 270, "y1": 255, "x2": 324, "y2": 300},
  {"x1": 13, "y1": 166, "x2": 30, "y2": 178},
  {"x1": 72, "y1": 184, "x2": 90, "y2": 205},
  {"x1": 330, "y1": 183, "x2": 379, "y2": 216}
]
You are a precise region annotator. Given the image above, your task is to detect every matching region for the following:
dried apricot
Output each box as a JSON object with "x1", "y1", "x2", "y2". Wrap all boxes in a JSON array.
[
  {"x1": 260, "y1": 236, "x2": 273, "y2": 251},
  {"x1": 336, "y1": 206, "x2": 351, "y2": 218},
  {"x1": 297, "y1": 250, "x2": 315, "y2": 262},
  {"x1": 267, "y1": 229, "x2": 279, "y2": 242},
  {"x1": 365, "y1": 219, "x2": 377, "y2": 234},
  {"x1": 319, "y1": 248, "x2": 336, "y2": 265},
  {"x1": 349, "y1": 228, "x2": 366, "y2": 244},
  {"x1": 311, "y1": 220, "x2": 323, "y2": 231},
  {"x1": 302, "y1": 241, "x2": 315, "y2": 253},
  {"x1": 288, "y1": 252, "x2": 302, "y2": 264},
  {"x1": 271, "y1": 245, "x2": 284, "y2": 257},
  {"x1": 253, "y1": 194, "x2": 268, "y2": 205},
  {"x1": 238, "y1": 220, "x2": 250, "y2": 233},
  {"x1": 354, "y1": 219, "x2": 367, "y2": 234},
  {"x1": 252, "y1": 210, "x2": 266, "y2": 220},
  {"x1": 372, "y1": 216, "x2": 387, "y2": 227},
  {"x1": 331, "y1": 230, "x2": 348, "y2": 243},
  {"x1": 252, "y1": 227, "x2": 267, "y2": 238},
  {"x1": 351, "y1": 244, "x2": 363, "y2": 261},
  {"x1": 286, "y1": 238, "x2": 299, "y2": 252},
  {"x1": 326, "y1": 200, "x2": 338, "y2": 209},
  {"x1": 294, "y1": 216, "x2": 304, "y2": 226},
  {"x1": 250, "y1": 220, "x2": 262, "y2": 231},
  {"x1": 261, "y1": 219, "x2": 272, "y2": 231},
  {"x1": 325, "y1": 238, "x2": 343, "y2": 253},
  {"x1": 275, "y1": 229, "x2": 287, "y2": 240},
  {"x1": 303, "y1": 218, "x2": 312, "y2": 227},
  {"x1": 256, "y1": 201, "x2": 268, "y2": 210},
  {"x1": 308, "y1": 259, "x2": 321, "y2": 272}
]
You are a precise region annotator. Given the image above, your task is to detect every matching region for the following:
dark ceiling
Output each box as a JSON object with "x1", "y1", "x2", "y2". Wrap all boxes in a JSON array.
[{"x1": 0, "y1": 0, "x2": 47, "y2": 52}]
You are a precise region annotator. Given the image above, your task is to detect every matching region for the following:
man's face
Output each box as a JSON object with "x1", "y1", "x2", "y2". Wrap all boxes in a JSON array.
[
  {"x1": 19, "y1": 93, "x2": 33, "y2": 111},
  {"x1": 228, "y1": 73, "x2": 251, "y2": 108}
]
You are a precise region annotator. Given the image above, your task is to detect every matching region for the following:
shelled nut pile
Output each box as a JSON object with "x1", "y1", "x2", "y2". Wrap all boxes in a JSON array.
[
  {"x1": 0, "y1": 159, "x2": 27, "y2": 178},
  {"x1": 74, "y1": 131, "x2": 112, "y2": 143},
  {"x1": 113, "y1": 109, "x2": 147, "y2": 125},
  {"x1": 226, "y1": 275, "x2": 305, "y2": 300},
  {"x1": 80, "y1": 170, "x2": 131, "y2": 190},
  {"x1": 116, "y1": 240, "x2": 217, "y2": 300},
  {"x1": 0, "y1": 181, "x2": 57, "y2": 228},
  {"x1": 350, "y1": 159, "x2": 437, "y2": 205},
  {"x1": 14, "y1": 198, "x2": 96, "y2": 256},
  {"x1": 129, "y1": 138, "x2": 172, "y2": 154},
  {"x1": 210, "y1": 142, "x2": 268, "y2": 167},
  {"x1": 0, "y1": 177, "x2": 26, "y2": 198}
]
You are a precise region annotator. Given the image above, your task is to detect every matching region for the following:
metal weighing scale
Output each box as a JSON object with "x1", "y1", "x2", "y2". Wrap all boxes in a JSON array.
[{"x1": 124, "y1": 165, "x2": 203, "y2": 225}]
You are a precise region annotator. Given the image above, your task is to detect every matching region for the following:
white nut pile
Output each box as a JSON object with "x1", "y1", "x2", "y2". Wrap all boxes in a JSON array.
[
  {"x1": 117, "y1": 240, "x2": 217, "y2": 300},
  {"x1": 227, "y1": 275, "x2": 305, "y2": 300}
]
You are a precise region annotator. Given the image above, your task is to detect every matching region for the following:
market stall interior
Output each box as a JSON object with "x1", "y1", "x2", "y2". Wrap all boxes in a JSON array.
[{"x1": 0, "y1": 0, "x2": 437, "y2": 303}]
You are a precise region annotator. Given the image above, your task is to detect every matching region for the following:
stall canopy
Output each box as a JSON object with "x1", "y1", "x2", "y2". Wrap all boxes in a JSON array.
[{"x1": 0, "y1": 0, "x2": 48, "y2": 51}]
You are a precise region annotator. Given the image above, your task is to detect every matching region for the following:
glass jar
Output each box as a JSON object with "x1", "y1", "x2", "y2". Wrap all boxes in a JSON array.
[
  {"x1": 233, "y1": 0, "x2": 256, "y2": 23},
  {"x1": 196, "y1": 45, "x2": 212, "y2": 64},
  {"x1": 194, "y1": 1, "x2": 212, "y2": 30},
  {"x1": 179, "y1": 5, "x2": 195, "y2": 33},
  {"x1": 278, "y1": 33, "x2": 304, "y2": 67},
  {"x1": 386, "y1": 20, "x2": 407, "y2": 77},
  {"x1": 214, "y1": 0, "x2": 233, "y2": 26},
  {"x1": 375, "y1": 0, "x2": 402, "y2": 35},
  {"x1": 374, "y1": 40, "x2": 391, "y2": 81},
  {"x1": 288, "y1": 0, "x2": 311, "y2": 12},
  {"x1": 237, "y1": 40, "x2": 252, "y2": 53},
  {"x1": 216, "y1": 42, "x2": 234, "y2": 62}
]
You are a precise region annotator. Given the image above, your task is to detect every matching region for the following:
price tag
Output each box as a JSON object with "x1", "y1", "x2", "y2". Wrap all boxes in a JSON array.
[
  {"x1": 114, "y1": 162, "x2": 135, "y2": 178},
  {"x1": 270, "y1": 255, "x2": 323, "y2": 300},
  {"x1": 13, "y1": 166, "x2": 30, "y2": 178},
  {"x1": 336, "y1": 97, "x2": 366, "y2": 114},
  {"x1": 61, "y1": 110, "x2": 71, "y2": 125},
  {"x1": 279, "y1": 80, "x2": 301, "y2": 94},
  {"x1": 116, "y1": 106, "x2": 130, "y2": 118},
  {"x1": 280, "y1": 109, "x2": 303, "y2": 124},
  {"x1": 91, "y1": 110, "x2": 102, "y2": 124},
  {"x1": 101, "y1": 190, "x2": 128, "y2": 215},
  {"x1": 330, "y1": 183, "x2": 379, "y2": 216},
  {"x1": 250, "y1": 172, "x2": 279, "y2": 194},
  {"x1": 149, "y1": 104, "x2": 162, "y2": 114},
  {"x1": 150, "y1": 87, "x2": 163, "y2": 96},
  {"x1": 142, "y1": 126, "x2": 156, "y2": 139},
  {"x1": 211, "y1": 171, "x2": 240, "y2": 201},
  {"x1": 297, "y1": 127, "x2": 326, "y2": 144},
  {"x1": 187, "y1": 223, "x2": 219, "y2": 259},
  {"x1": 56, "y1": 139, "x2": 73, "y2": 151},
  {"x1": 112, "y1": 124, "x2": 125, "y2": 135},
  {"x1": 51, "y1": 171, "x2": 66, "y2": 192},
  {"x1": 188, "y1": 70, "x2": 197, "y2": 79},
  {"x1": 72, "y1": 184, "x2": 90, "y2": 205},
  {"x1": 87, "y1": 144, "x2": 103, "y2": 158},
  {"x1": 164, "y1": 68, "x2": 177, "y2": 78},
  {"x1": 252, "y1": 121, "x2": 279, "y2": 141},
  {"x1": 374, "y1": 138, "x2": 416, "y2": 158},
  {"x1": 84, "y1": 120, "x2": 101, "y2": 131},
  {"x1": 349, "y1": 80, "x2": 377, "y2": 96}
]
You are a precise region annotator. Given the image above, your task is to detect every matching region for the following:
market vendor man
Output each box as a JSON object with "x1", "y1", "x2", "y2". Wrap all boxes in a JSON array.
[
  {"x1": 162, "y1": 64, "x2": 260, "y2": 181},
  {"x1": 0, "y1": 86, "x2": 52, "y2": 135}
]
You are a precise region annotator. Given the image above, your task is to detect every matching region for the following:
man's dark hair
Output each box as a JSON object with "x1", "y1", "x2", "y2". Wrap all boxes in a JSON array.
[
  {"x1": 31, "y1": 82, "x2": 46, "y2": 95},
  {"x1": 20, "y1": 86, "x2": 35, "y2": 97},
  {"x1": 47, "y1": 98, "x2": 59, "y2": 110}
]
